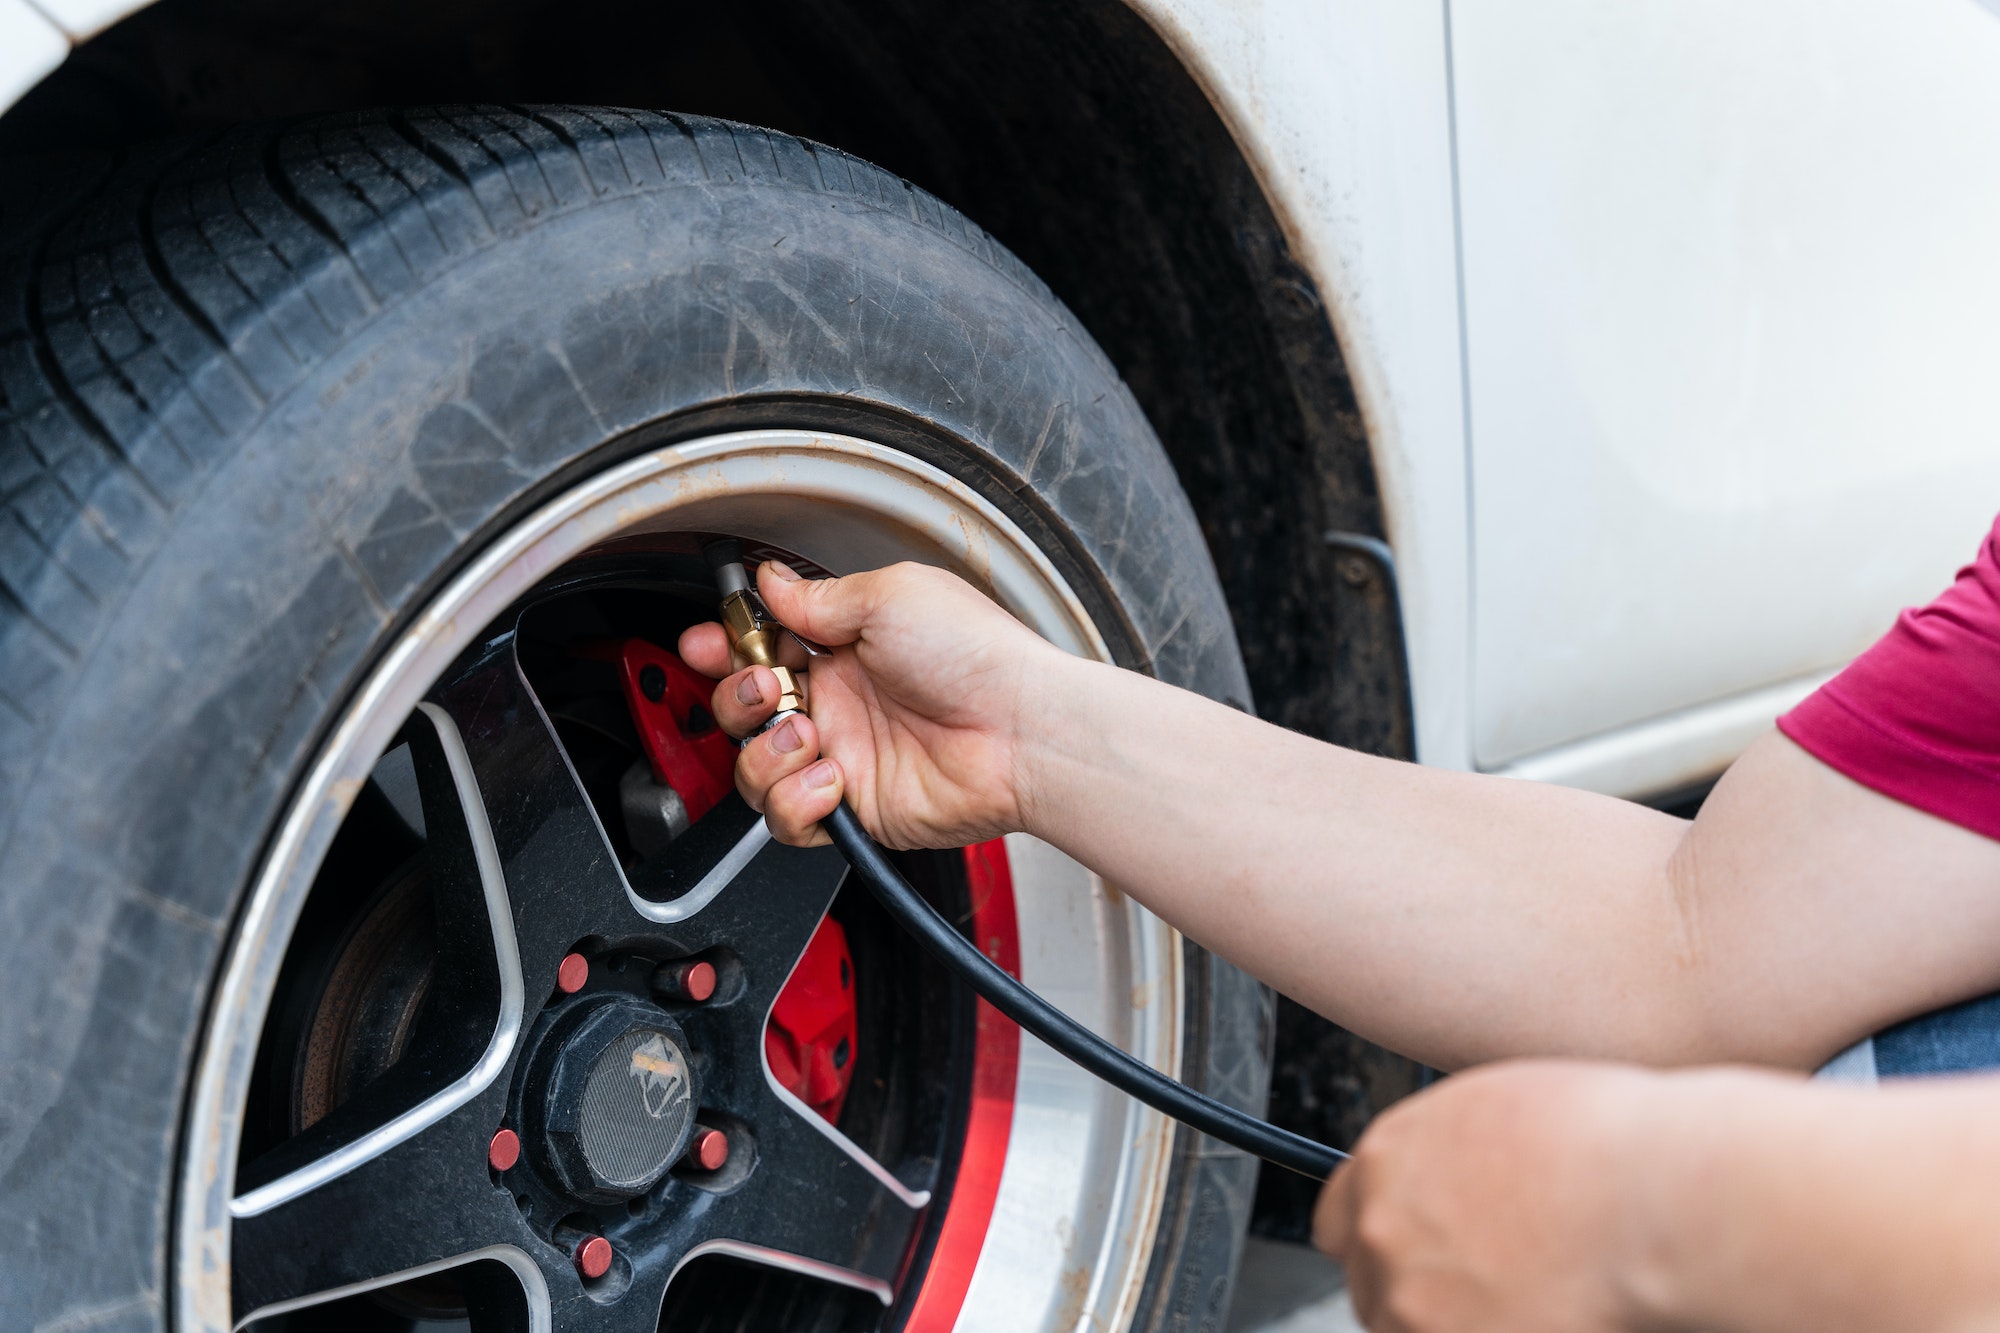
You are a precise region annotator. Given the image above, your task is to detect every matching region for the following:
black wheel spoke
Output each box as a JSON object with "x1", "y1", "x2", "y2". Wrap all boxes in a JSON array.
[
  {"x1": 422, "y1": 631, "x2": 650, "y2": 995},
  {"x1": 536, "y1": 1095, "x2": 927, "y2": 1330},
  {"x1": 222, "y1": 665, "x2": 552, "y2": 1254},
  {"x1": 668, "y1": 1101, "x2": 929, "y2": 1304},
  {"x1": 230, "y1": 1091, "x2": 529, "y2": 1320},
  {"x1": 644, "y1": 831, "x2": 933, "y2": 1310},
  {"x1": 664, "y1": 840, "x2": 853, "y2": 1116},
  {"x1": 545, "y1": 1286, "x2": 676, "y2": 1333},
  {"x1": 743, "y1": 1101, "x2": 932, "y2": 1288}
]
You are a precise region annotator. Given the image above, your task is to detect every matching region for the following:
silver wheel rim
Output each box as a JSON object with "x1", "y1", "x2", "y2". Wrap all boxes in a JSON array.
[{"x1": 175, "y1": 428, "x2": 1184, "y2": 1332}]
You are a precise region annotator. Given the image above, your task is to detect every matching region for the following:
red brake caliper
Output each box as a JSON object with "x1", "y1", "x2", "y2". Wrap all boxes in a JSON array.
[
  {"x1": 609, "y1": 638, "x2": 736, "y2": 823},
  {"x1": 610, "y1": 636, "x2": 859, "y2": 1124},
  {"x1": 765, "y1": 918, "x2": 859, "y2": 1123}
]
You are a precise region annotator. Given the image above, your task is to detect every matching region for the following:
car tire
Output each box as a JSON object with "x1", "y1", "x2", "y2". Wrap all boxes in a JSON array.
[{"x1": 0, "y1": 106, "x2": 1268, "y2": 1330}]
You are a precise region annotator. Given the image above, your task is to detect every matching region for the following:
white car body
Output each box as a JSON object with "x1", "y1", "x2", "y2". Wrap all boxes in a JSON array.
[{"x1": 8, "y1": 0, "x2": 1996, "y2": 799}]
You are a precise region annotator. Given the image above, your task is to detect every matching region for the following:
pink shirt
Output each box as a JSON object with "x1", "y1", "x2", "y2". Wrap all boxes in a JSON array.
[{"x1": 1778, "y1": 514, "x2": 2000, "y2": 843}]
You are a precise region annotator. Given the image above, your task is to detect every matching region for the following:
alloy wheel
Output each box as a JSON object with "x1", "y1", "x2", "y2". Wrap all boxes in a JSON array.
[{"x1": 177, "y1": 430, "x2": 1184, "y2": 1332}]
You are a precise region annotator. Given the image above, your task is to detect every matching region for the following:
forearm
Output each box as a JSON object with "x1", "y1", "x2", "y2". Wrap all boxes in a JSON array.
[
  {"x1": 1632, "y1": 1071, "x2": 2000, "y2": 1333},
  {"x1": 1021, "y1": 657, "x2": 1695, "y2": 1069}
]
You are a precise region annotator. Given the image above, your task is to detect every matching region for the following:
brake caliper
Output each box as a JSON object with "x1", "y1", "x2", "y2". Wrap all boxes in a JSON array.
[
  {"x1": 764, "y1": 917, "x2": 859, "y2": 1124},
  {"x1": 613, "y1": 638, "x2": 737, "y2": 825}
]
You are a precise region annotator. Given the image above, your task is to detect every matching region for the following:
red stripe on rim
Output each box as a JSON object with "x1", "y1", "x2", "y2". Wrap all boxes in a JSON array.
[{"x1": 901, "y1": 839, "x2": 1021, "y2": 1330}]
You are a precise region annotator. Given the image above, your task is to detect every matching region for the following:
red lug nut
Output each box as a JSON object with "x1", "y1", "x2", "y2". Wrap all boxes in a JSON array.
[
  {"x1": 574, "y1": 1235, "x2": 614, "y2": 1281},
  {"x1": 686, "y1": 1125, "x2": 730, "y2": 1172},
  {"x1": 487, "y1": 1127, "x2": 521, "y2": 1172},
  {"x1": 652, "y1": 958, "x2": 717, "y2": 1003},
  {"x1": 556, "y1": 952, "x2": 590, "y2": 995}
]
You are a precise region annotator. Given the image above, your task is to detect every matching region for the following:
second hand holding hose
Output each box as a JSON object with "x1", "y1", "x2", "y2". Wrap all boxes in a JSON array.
[{"x1": 704, "y1": 541, "x2": 1348, "y2": 1181}]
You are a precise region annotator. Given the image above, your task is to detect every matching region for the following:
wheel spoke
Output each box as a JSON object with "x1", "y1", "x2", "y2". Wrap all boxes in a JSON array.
[
  {"x1": 222, "y1": 668, "x2": 547, "y2": 1227},
  {"x1": 526, "y1": 1097, "x2": 927, "y2": 1330},
  {"x1": 660, "y1": 1099, "x2": 929, "y2": 1306},
  {"x1": 230, "y1": 1091, "x2": 529, "y2": 1320},
  {"x1": 657, "y1": 841, "x2": 927, "y2": 1292},
  {"x1": 424, "y1": 631, "x2": 646, "y2": 990},
  {"x1": 422, "y1": 630, "x2": 830, "y2": 974},
  {"x1": 749, "y1": 1098, "x2": 933, "y2": 1287},
  {"x1": 544, "y1": 1286, "x2": 672, "y2": 1333},
  {"x1": 660, "y1": 839, "x2": 853, "y2": 1116}
]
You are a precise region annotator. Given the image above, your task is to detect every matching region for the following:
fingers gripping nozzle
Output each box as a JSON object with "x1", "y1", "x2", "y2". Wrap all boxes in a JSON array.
[{"x1": 702, "y1": 540, "x2": 807, "y2": 718}]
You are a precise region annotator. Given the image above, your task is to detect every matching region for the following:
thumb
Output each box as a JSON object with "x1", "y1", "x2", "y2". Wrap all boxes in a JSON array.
[{"x1": 757, "y1": 560, "x2": 880, "y2": 647}]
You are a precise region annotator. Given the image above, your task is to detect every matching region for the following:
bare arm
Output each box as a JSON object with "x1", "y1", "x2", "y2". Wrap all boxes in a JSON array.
[
  {"x1": 1636, "y1": 1070, "x2": 2000, "y2": 1332},
  {"x1": 1026, "y1": 662, "x2": 2000, "y2": 1071},
  {"x1": 687, "y1": 561, "x2": 2000, "y2": 1070}
]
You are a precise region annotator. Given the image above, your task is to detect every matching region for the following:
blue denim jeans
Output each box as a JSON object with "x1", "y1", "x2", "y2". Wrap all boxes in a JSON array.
[{"x1": 1818, "y1": 991, "x2": 2000, "y2": 1082}]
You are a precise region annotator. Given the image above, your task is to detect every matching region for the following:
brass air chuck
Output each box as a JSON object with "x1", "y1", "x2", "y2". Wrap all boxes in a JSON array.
[{"x1": 703, "y1": 539, "x2": 808, "y2": 718}]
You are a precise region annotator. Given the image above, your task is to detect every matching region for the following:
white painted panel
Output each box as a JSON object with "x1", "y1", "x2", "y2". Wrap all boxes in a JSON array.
[
  {"x1": 1, "y1": 0, "x2": 67, "y2": 113},
  {"x1": 1454, "y1": 0, "x2": 2000, "y2": 768},
  {"x1": 1489, "y1": 669, "x2": 1831, "y2": 800},
  {"x1": 1130, "y1": 0, "x2": 1474, "y2": 767}
]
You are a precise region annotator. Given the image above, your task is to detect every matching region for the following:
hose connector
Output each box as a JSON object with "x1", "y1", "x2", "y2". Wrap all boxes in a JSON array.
[{"x1": 703, "y1": 540, "x2": 807, "y2": 717}]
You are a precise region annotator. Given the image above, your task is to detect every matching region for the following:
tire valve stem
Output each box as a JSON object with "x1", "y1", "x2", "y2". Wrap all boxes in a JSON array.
[
  {"x1": 574, "y1": 1234, "x2": 614, "y2": 1281},
  {"x1": 556, "y1": 951, "x2": 589, "y2": 995}
]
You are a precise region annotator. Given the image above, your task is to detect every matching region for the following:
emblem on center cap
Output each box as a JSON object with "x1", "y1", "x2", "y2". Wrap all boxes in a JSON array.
[{"x1": 630, "y1": 1032, "x2": 689, "y2": 1119}]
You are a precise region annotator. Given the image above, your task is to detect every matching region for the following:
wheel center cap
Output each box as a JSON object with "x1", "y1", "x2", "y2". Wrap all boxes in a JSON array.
[
  {"x1": 535, "y1": 999, "x2": 700, "y2": 1201},
  {"x1": 582, "y1": 1028, "x2": 694, "y2": 1182}
]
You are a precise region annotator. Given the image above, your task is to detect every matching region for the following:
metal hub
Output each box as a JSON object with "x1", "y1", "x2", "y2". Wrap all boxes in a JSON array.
[{"x1": 530, "y1": 998, "x2": 700, "y2": 1203}]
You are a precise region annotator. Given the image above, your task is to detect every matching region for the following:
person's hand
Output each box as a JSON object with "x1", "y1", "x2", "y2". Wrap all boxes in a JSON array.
[
  {"x1": 678, "y1": 560, "x2": 1073, "y2": 849},
  {"x1": 1313, "y1": 1060, "x2": 1671, "y2": 1332}
]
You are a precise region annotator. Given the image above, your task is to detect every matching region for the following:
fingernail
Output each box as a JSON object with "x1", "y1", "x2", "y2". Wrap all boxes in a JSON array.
[
  {"x1": 801, "y1": 761, "x2": 837, "y2": 790},
  {"x1": 736, "y1": 672, "x2": 765, "y2": 707},
  {"x1": 765, "y1": 560, "x2": 802, "y2": 582},
  {"x1": 770, "y1": 719, "x2": 802, "y2": 754}
]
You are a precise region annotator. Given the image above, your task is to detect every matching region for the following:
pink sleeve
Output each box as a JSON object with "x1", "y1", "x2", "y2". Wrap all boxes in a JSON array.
[{"x1": 1777, "y1": 513, "x2": 2000, "y2": 843}]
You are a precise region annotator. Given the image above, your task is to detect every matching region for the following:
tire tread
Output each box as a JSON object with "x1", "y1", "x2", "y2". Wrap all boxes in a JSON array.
[{"x1": 0, "y1": 107, "x2": 1039, "y2": 801}]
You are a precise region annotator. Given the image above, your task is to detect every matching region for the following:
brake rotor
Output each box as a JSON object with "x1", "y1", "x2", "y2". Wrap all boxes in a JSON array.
[
  {"x1": 290, "y1": 859, "x2": 438, "y2": 1133},
  {"x1": 283, "y1": 858, "x2": 461, "y2": 1319}
]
